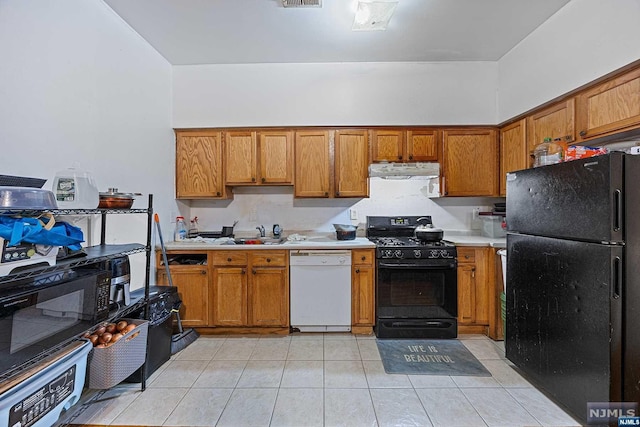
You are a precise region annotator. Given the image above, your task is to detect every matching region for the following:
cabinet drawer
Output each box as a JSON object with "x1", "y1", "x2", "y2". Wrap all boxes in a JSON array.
[
  {"x1": 457, "y1": 248, "x2": 476, "y2": 263},
  {"x1": 251, "y1": 251, "x2": 286, "y2": 267},
  {"x1": 212, "y1": 251, "x2": 248, "y2": 266},
  {"x1": 352, "y1": 249, "x2": 374, "y2": 266}
]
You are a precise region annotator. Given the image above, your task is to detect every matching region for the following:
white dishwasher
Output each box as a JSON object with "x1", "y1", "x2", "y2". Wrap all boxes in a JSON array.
[{"x1": 289, "y1": 250, "x2": 352, "y2": 332}]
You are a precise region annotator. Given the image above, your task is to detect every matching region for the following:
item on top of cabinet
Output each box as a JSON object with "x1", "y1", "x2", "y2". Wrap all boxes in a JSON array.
[
  {"x1": 532, "y1": 137, "x2": 565, "y2": 167},
  {"x1": 333, "y1": 224, "x2": 357, "y2": 240},
  {"x1": 98, "y1": 188, "x2": 141, "y2": 209},
  {"x1": 0, "y1": 186, "x2": 58, "y2": 210},
  {"x1": 52, "y1": 167, "x2": 100, "y2": 209}
]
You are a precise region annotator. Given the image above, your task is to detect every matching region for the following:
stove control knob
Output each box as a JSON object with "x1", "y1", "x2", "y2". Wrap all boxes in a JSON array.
[
  {"x1": 439, "y1": 250, "x2": 450, "y2": 258},
  {"x1": 429, "y1": 250, "x2": 439, "y2": 258},
  {"x1": 384, "y1": 250, "x2": 393, "y2": 258},
  {"x1": 394, "y1": 250, "x2": 403, "y2": 259},
  {"x1": 413, "y1": 250, "x2": 422, "y2": 258}
]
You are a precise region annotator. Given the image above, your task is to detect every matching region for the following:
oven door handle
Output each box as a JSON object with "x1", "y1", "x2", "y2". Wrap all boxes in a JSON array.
[{"x1": 378, "y1": 262, "x2": 456, "y2": 269}]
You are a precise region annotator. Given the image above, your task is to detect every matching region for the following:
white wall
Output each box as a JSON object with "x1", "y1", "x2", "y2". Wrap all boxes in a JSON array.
[
  {"x1": 0, "y1": 0, "x2": 174, "y2": 288},
  {"x1": 498, "y1": 0, "x2": 640, "y2": 122},
  {"x1": 173, "y1": 62, "x2": 499, "y2": 127}
]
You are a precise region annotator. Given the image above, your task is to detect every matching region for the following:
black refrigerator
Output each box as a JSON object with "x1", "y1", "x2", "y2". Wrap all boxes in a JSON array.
[{"x1": 505, "y1": 152, "x2": 640, "y2": 424}]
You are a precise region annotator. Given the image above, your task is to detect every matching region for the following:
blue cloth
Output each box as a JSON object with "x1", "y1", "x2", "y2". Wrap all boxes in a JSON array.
[{"x1": 0, "y1": 215, "x2": 84, "y2": 250}]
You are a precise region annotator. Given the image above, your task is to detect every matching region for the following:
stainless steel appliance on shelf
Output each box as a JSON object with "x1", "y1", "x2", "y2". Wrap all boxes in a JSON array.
[
  {"x1": 366, "y1": 216, "x2": 458, "y2": 339},
  {"x1": 506, "y1": 152, "x2": 640, "y2": 425}
]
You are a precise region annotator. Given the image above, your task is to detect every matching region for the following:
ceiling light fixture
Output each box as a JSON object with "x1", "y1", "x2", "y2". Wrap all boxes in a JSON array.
[{"x1": 352, "y1": 0, "x2": 398, "y2": 31}]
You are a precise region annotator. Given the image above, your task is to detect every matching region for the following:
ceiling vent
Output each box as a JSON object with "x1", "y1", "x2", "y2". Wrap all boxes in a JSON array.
[{"x1": 282, "y1": 0, "x2": 322, "y2": 7}]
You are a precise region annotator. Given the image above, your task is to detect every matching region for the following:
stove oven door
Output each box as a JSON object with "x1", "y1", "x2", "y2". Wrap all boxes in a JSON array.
[{"x1": 376, "y1": 260, "x2": 457, "y2": 338}]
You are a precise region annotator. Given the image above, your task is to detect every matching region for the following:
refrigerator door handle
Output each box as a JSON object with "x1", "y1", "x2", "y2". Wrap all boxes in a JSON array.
[
  {"x1": 613, "y1": 189, "x2": 622, "y2": 232},
  {"x1": 611, "y1": 256, "x2": 622, "y2": 299}
]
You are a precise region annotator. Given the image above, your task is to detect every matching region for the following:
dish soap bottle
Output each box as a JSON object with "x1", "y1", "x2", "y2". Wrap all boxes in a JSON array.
[
  {"x1": 533, "y1": 137, "x2": 565, "y2": 167},
  {"x1": 174, "y1": 216, "x2": 187, "y2": 241}
]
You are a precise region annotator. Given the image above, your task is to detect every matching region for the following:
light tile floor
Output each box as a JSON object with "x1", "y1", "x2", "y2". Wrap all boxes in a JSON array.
[{"x1": 71, "y1": 334, "x2": 581, "y2": 427}]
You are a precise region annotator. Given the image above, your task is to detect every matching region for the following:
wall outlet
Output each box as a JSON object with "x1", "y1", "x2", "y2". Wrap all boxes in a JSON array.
[
  {"x1": 471, "y1": 207, "x2": 481, "y2": 230},
  {"x1": 249, "y1": 206, "x2": 258, "y2": 222},
  {"x1": 350, "y1": 209, "x2": 358, "y2": 220}
]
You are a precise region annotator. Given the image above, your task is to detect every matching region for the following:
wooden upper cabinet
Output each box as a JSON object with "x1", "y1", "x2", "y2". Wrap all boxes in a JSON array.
[
  {"x1": 442, "y1": 128, "x2": 498, "y2": 197},
  {"x1": 175, "y1": 130, "x2": 228, "y2": 199},
  {"x1": 576, "y1": 67, "x2": 640, "y2": 141},
  {"x1": 499, "y1": 119, "x2": 528, "y2": 196},
  {"x1": 406, "y1": 129, "x2": 439, "y2": 162},
  {"x1": 335, "y1": 129, "x2": 369, "y2": 198},
  {"x1": 294, "y1": 130, "x2": 331, "y2": 198},
  {"x1": 526, "y1": 99, "x2": 575, "y2": 151},
  {"x1": 259, "y1": 130, "x2": 293, "y2": 184},
  {"x1": 371, "y1": 129, "x2": 404, "y2": 162},
  {"x1": 225, "y1": 131, "x2": 257, "y2": 184},
  {"x1": 225, "y1": 130, "x2": 293, "y2": 185},
  {"x1": 371, "y1": 129, "x2": 439, "y2": 163}
]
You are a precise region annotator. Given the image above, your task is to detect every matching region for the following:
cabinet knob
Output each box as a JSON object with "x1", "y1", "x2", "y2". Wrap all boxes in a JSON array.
[
  {"x1": 200, "y1": 270, "x2": 206, "y2": 275},
  {"x1": 336, "y1": 192, "x2": 340, "y2": 196},
  {"x1": 252, "y1": 269, "x2": 256, "y2": 275},
  {"x1": 242, "y1": 268, "x2": 246, "y2": 275},
  {"x1": 227, "y1": 257, "x2": 232, "y2": 262},
  {"x1": 252, "y1": 177, "x2": 256, "y2": 182},
  {"x1": 465, "y1": 255, "x2": 470, "y2": 259},
  {"x1": 565, "y1": 135, "x2": 572, "y2": 141},
  {"x1": 261, "y1": 177, "x2": 266, "y2": 183},
  {"x1": 361, "y1": 256, "x2": 366, "y2": 261},
  {"x1": 355, "y1": 268, "x2": 360, "y2": 273},
  {"x1": 324, "y1": 192, "x2": 329, "y2": 196},
  {"x1": 216, "y1": 191, "x2": 221, "y2": 196},
  {"x1": 266, "y1": 258, "x2": 271, "y2": 263},
  {"x1": 398, "y1": 155, "x2": 402, "y2": 160},
  {"x1": 409, "y1": 155, "x2": 413, "y2": 160},
  {"x1": 579, "y1": 130, "x2": 587, "y2": 137}
]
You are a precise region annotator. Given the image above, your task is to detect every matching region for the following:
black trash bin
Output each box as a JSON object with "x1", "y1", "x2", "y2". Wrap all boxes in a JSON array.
[{"x1": 125, "y1": 286, "x2": 180, "y2": 383}]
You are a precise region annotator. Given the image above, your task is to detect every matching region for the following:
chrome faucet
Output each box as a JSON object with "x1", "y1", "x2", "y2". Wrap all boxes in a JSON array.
[{"x1": 256, "y1": 225, "x2": 265, "y2": 237}]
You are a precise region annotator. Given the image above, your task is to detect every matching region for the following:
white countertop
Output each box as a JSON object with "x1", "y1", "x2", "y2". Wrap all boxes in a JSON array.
[
  {"x1": 443, "y1": 231, "x2": 506, "y2": 248},
  {"x1": 162, "y1": 236, "x2": 376, "y2": 251}
]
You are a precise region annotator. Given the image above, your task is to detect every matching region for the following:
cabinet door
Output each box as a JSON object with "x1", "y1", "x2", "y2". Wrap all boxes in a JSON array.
[
  {"x1": 225, "y1": 131, "x2": 258, "y2": 184},
  {"x1": 442, "y1": 129, "x2": 498, "y2": 196},
  {"x1": 457, "y1": 264, "x2": 476, "y2": 324},
  {"x1": 499, "y1": 119, "x2": 528, "y2": 196},
  {"x1": 249, "y1": 267, "x2": 288, "y2": 326},
  {"x1": 352, "y1": 265, "x2": 375, "y2": 326},
  {"x1": 259, "y1": 130, "x2": 293, "y2": 184},
  {"x1": 576, "y1": 68, "x2": 640, "y2": 141},
  {"x1": 175, "y1": 131, "x2": 226, "y2": 199},
  {"x1": 406, "y1": 129, "x2": 439, "y2": 162},
  {"x1": 334, "y1": 129, "x2": 369, "y2": 198},
  {"x1": 294, "y1": 130, "x2": 331, "y2": 198},
  {"x1": 371, "y1": 129, "x2": 404, "y2": 162},
  {"x1": 157, "y1": 267, "x2": 209, "y2": 327},
  {"x1": 526, "y1": 99, "x2": 575, "y2": 151},
  {"x1": 211, "y1": 267, "x2": 248, "y2": 326}
]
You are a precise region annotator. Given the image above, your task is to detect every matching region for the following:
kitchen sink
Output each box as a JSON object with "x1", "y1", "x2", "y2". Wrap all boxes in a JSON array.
[{"x1": 233, "y1": 237, "x2": 286, "y2": 245}]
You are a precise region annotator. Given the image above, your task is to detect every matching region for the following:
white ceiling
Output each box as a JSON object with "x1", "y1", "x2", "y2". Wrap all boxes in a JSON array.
[{"x1": 103, "y1": 0, "x2": 572, "y2": 65}]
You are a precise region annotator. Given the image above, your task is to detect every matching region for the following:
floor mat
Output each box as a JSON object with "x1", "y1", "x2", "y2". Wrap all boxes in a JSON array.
[{"x1": 376, "y1": 339, "x2": 491, "y2": 376}]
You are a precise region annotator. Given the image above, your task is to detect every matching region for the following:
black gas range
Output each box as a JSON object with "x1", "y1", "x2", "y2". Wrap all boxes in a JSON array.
[{"x1": 367, "y1": 216, "x2": 458, "y2": 339}]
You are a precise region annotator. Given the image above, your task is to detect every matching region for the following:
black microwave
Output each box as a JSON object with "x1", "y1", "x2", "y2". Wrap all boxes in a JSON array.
[{"x1": 0, "y1": 268, "x2": 111, "y2": 374}]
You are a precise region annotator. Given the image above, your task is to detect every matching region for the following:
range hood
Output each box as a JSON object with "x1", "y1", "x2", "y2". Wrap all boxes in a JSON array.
[{"x1": 368, "y1": 162, "x2": 440, "y2": 178}]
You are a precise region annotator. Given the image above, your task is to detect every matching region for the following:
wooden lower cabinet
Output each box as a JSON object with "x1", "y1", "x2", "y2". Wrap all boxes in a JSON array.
[
  {"x1": 211, "y1": 250, "x2": 289, "y2": 327},
  {"x1": 156, "y1": 258, "x2": 209, "y2": 327},
  {"x1": 457, "y1": 246, "x2": 491, "y2": 333},
  {"x1": 351, "y1": 249, "x2": 375, "y2": 328}
]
